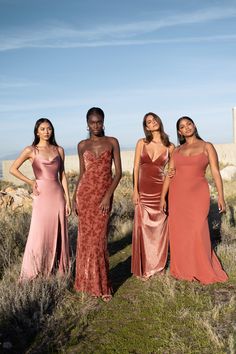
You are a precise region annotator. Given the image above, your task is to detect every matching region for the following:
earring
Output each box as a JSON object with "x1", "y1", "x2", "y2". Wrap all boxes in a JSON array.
[
  {"x1": 87, "y1": 127, "x2": 89, "y2": 131},
  {"x1": 103, "y1": 125, "x2": 105, "y2": 130}
]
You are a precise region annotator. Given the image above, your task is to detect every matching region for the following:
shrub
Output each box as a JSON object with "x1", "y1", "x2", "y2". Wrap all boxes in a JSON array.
[
  {"x1": 0, "y1": 210, "x2": 30, "y2": 278},
  {"x1": 0, "y1": 273, "x2": 70, "y2": 352}
]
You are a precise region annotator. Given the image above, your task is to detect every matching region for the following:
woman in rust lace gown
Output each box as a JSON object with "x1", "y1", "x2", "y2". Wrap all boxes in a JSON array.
[
  {"x1": 132, "y1": 113, "x2": 174, "y2": 280},
  {"x1": 74, "y1": 107, "x2": 122, "y2": 301}
]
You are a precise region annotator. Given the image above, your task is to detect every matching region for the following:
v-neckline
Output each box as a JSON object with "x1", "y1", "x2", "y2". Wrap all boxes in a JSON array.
[{"x1": 144, "y1": 144, "x2": 167, "y2": 163}]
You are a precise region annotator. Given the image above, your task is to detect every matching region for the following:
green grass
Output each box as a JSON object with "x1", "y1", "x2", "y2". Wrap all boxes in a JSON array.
[
  {"x1": 60, "y1": 245, "x2": 236, "y2": 354},
  {"x1": 1, "y1": 173, "x2": 236, "y2": 354},
  {"x1": 25, "y1": 239, "x2": 236, "y2": 354}
]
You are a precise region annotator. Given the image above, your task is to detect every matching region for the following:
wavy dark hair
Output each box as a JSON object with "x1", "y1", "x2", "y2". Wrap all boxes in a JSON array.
[
  {"x1": 176, "y1": 116, "x2": 202, "y2": 145},
  {"x1": 86, "y1": 107, "x2": 105, "y2": 137},
  {"x1": 143, "y1": 112, "x2": 170, "y2": 147},
  {"x1": 32, "y1": 118, "x2": 58, "y2": 146}
]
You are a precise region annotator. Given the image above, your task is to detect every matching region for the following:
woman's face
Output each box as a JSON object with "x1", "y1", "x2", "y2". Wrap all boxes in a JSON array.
[
  {"x1": 145, "y1": 115, "x2": 160, "y2": 132},
  {"x1": 87, "y1": 114, "x2": 104, "y2": 136},
  {"x1": 37, "y1": 122, "x2": 53, "y2": 141},
  {"x1": 178, "y1": 119, "x2": 195, "y2": 137}
]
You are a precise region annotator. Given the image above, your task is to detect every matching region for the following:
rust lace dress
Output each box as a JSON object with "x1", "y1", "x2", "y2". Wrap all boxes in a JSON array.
[{"x1": 74, "y1": 150, "x2": 113, "y2": 297}]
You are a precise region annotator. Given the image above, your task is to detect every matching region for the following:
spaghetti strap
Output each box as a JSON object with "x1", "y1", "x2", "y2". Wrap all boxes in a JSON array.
[{"x1": 31, "y1": 146, "x2": 38, "y2": 163}]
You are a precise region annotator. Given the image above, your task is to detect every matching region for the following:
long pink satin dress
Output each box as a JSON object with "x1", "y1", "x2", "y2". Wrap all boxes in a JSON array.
[
  {"x1": 75, "y1": 150, "x2": 113, "y2": 297},
  {"x1": 20, "y1": 149, "x2": 70, "y2": 281},
  {"x1": 132, "y1": 145, "x2": 169, "y2": 278},
  {"x1": 168, "y1": 149, "x2": 228, "y2": 284}
]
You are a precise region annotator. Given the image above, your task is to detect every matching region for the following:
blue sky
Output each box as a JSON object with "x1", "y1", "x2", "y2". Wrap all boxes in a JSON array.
[{"x1": 0, "y1": 0, "x2": 236, "y2": 158}]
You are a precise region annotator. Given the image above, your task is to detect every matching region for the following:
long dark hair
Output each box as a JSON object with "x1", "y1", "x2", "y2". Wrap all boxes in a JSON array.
[
  {"x1": 143, "y1": 112, "x2": 170, "y2": 147},
  {"x1": 86, "y1": 107, "x2": 105, "y2": 137},
  {"x1": 32, "y1": 118, "x2": 58, "y2": 146},
  {"x1": 176, "y1": 116, "x2": 202, "y2": 145}
]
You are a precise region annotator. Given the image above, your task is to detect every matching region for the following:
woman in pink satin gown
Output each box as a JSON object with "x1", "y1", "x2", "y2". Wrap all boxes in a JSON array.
[
  {"x1": 10, "y1": 118, "x2": 71, "y2": 281},
  {"x1": 73, "y1": 107, "x2": 122, "y2": 302},
  {"x1": 132, "y1": 113, "x2": 174, "y2": 280},
  {"x1": 160, "y1": 116, "x2": 228, "y2": 284}
]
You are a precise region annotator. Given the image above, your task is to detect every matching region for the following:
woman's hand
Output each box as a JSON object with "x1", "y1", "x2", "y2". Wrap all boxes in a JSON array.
[
  {"x1": 167, "y1": 167, "x2": 175, "y2": 178},
  {"x1": 31, "y1": 180, "x2": 39, "y2": 196},
  {"x1": 99, "y1": 194, "x2": 111, "y2": 215},
  {"x1": 132, "y1": 190, "x2": 139, "y2": 205},
  {"x1": 72, "y1": 197, "x2": 78, "y2": 216},
  {"x1": 66, "y1": 201, "x2": 71, "y2": 217},
  {"x1": 218, "y1": 197, "x2": 226, "y2": 213},
  {"x1": 160, "y1": 198, "x2": 167, "y2": 213}
]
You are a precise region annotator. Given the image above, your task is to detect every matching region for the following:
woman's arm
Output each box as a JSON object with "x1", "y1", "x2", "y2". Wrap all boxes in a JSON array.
[
  {"x1": 99, "y1": 137, "x2": 122, "y2": 214},
  {"x1": 9, "y1": 146, "x2": 39, "y2": 195},
  {"x1": 167, "y1": 143, "x2": 175, "y2": 177},
  {"x1": 160, "y1": 151, "x2": 175, "y2": 212},
  {"x1": 58, "y1": 146, "x2": 71, "y2": 216},
  {"x1": 206, "y1": 143, "x2": 226, "y2": 213},
  {"x1": 132, "y1": 139, "x2": 143, "y2": 205},
  {"x1": 72, "y1": 141, "x2": 86, "y2": 214}
]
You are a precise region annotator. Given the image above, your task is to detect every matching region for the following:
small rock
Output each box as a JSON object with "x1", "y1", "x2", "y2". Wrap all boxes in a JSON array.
[
  {"x1": 4, "y1": 187, "x2": 15, "y2": 194},
  {"x1": 3, "y1": 341, "x2": 13, "y2": 349},
  {"x1": 220, "y1": 165, "x2": 236, "y2": 181}
]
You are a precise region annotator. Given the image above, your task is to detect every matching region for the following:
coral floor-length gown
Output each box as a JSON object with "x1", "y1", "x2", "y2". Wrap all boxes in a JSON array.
[
  {"x1": 20, "y1": 150, "x2": 70, "y2": 281},
  {"x1": 132, "y1": 145, "x2": 169, "y2": 277},
  {"x1": 75, "y1": 149, "x2": 113, "y2": 297},
  {"x1": 168, "y1": 149, "x2": 228, "y2": 284}
]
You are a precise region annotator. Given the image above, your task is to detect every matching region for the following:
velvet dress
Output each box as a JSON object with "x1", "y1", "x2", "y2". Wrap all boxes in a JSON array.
[
  {"x1": 132, "y1": 145, "x2": 169, "y2": 278},
  {"x1": 75, "y1": 150, "x2": 113, "y2": 297},
  {"x1": 20, "y1": 149, "x2": 70, "y2": 281},
  {"x1": 168, "y1": 149, "x2": 228, "y2": 284}
]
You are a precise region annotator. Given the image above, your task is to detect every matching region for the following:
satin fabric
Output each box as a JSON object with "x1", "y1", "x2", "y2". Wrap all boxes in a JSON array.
[
  {"x1": 168, "y1": 150, "x2": 228, "y2": 284},
  {"x1": 75, "y1": 150, "x2": 113, "y2": 297},
  {"x1": 20, "y1": 150, "x2": 70, "y2": 281},
  {"x1": 132, "y1": 145, "x2": 169, "y2": 277}
]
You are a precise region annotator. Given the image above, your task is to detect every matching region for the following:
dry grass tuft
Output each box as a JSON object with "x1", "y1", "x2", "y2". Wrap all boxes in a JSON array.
[
  {"x1": 0, "y1": 271, "x2": 70, "y2": 352},
  {"x1": 0, "y1": 209, "x2": 30, "y2": 278}
]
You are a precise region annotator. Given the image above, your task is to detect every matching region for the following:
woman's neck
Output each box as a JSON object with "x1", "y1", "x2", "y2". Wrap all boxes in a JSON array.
[
  {"x1": 37, "y1": 140, "x2": 51, "y2": 148},
  {"x1": 90, "y1": 134, "x2": 104, "y2": 142},
  {"x1": 185, "y1": 136, "x2": 198, "y2": 145},
  {"x1": 151, "y1": 131, "x2": 161, "y2": 143}
]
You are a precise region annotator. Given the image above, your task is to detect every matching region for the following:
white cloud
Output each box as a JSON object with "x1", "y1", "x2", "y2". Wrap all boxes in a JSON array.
[
  {"x1": 0, "y1": 6, "x2": 236, "y2": 51},
  {"x1": 1, "y1": 82, "x2": 236, "y2": 113},
  {"x1": 0, "y1": 78, "x2": 39, "y2": 89}
]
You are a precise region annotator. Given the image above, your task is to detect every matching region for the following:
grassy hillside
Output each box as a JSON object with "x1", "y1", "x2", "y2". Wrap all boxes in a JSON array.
[{"x1": 0, "y1": 173, "x2": 235, "y2": 354}]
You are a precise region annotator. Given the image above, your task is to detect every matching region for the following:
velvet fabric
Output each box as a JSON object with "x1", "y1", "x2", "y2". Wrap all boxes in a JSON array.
[{"x1": 132, "y1": 145, "x2": 169, "y2": 277}]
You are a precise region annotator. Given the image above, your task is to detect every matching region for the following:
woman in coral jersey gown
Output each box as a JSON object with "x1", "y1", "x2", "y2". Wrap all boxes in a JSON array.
[
  {"x1": 10, "y1": 118, "x2": 71, "y2": 281},
  {"x1": 160, "y1": 116, "x2": 228, "y2": 284},
  {"x1": 132, "y1": 113, "x2": 174, "y2": 280},
  {"x1": 73, "y1": 107, "x2": 122, "y2": 302}
]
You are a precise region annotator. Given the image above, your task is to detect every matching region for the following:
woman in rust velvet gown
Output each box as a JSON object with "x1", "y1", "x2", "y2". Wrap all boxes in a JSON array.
[
  {"x1": 74, "y1": 107, "x2": 122, "y2": 301},
  {"x1": 160, "y1": 116, "x2": 228, "y2": 284},
  {"x1": 132, "y1": 113, "x2": 174, "y2": 280},
  {"x1": 10, "y1": 118, "x2": 71, "y2": 281}
]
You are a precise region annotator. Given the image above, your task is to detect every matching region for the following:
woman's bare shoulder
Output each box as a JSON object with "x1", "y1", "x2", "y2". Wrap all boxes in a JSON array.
[
  {"x1": 78, "y1": 139, "x2": 88, "y2": 148},
  {"x1": 106, "y1": 136, "x2": 119, "y2": 144},
  {"x1": 136, "y1": 138, "x2": 145, "y2": 146},
  {"x1": 57, "y1": 145, "x2": 64, "y2": 153},
  {"x1": 23, "y1": 145, "x2": 35, "y2": 156},
  {"x1": 168, "y1": 142, "x2": 175, "y2": 150}
]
